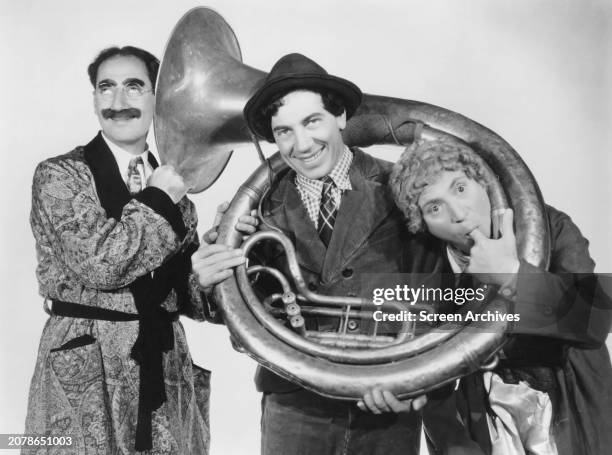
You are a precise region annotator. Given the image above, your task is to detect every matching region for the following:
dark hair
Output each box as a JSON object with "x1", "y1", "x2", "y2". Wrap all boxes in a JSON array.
[
  {"x1": 87, "y1": 46, "x2": 160, "y2": 91},
  {"x1": 389, "y1": 140, "x2": 488, "y2": 233},
  {"x1": 255, "y1": 88, "x2": 346, "y2": 142}
]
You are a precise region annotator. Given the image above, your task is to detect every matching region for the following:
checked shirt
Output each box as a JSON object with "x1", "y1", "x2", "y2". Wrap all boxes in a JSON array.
[{"x1": 295, "y1": 147, "x2": 353, "y2": 231}]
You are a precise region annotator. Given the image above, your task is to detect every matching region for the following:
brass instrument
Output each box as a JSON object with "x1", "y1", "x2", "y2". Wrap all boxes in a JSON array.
[{"x1": 155, "y1": 7, "x2": 550, "y2": 399}]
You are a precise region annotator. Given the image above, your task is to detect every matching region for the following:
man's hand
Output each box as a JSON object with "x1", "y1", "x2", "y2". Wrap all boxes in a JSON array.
[
  {"x1": 147, "y1": 165, "x2": 189, "y2": 203},
  {"x1": 466, "y1": 209, "x2": 520, "y2": 286},
  {"x1": 193, "y1": 201, "x2": 260, "y2": 291},
  {"x1": 192, "y1": 243, "x2": 244, "y2": 291},
  {"x1": 202, "y1": 201, "x2": 259, "y2": 244},
  {"x1": 357, "y1": 388, "x2": 427, "y2": 414}
]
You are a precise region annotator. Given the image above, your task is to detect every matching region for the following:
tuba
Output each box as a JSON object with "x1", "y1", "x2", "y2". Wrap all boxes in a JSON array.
[{"x1": 155, "y1": 7, "x2": 550, "y2": 399}]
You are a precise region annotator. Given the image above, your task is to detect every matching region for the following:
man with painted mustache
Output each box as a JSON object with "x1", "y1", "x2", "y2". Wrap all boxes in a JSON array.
[
  {"x1": 25, "y1": 46, "x2": 223, "y2": 454},
  {"x1": 101, "y1": 107, "x2": 142, "y2": 120}
]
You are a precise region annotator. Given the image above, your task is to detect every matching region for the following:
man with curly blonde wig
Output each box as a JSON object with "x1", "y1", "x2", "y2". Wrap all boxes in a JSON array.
[
  {"x1": 389, "y1": 139, "x2": 612, "y2": 455},
  {"x1": 391, "y1": 140, "x2": 489, "y2": 236}
]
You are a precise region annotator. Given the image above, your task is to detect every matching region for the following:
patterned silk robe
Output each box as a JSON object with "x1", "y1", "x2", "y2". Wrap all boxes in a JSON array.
[{"x1": 25, "y1": 133, "x2": 210, "y2": 454}]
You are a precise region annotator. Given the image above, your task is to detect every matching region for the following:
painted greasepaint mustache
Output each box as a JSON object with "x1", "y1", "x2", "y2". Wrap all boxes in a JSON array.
[{"x1": 102, "y1": 108, "x2": 142, "y2": 120}]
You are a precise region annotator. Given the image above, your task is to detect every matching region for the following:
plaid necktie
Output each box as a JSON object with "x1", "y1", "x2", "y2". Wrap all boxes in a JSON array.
[
  {"x1": 317, "y1": 176, "x2": 337, "y2": 247},
  {"x1": 127, "y1": 156, "x2": 144, "y2": 195}
]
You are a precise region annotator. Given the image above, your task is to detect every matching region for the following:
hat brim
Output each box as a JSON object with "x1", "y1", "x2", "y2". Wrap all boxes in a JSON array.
[{"x1": 244, "y1": 73, "x2": 362, "y2": 142}]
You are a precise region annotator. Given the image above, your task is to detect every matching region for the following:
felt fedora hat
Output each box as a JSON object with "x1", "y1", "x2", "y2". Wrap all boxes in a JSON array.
[{"x1": 244, "y1": 53, "x2": 362, "y2": 141}]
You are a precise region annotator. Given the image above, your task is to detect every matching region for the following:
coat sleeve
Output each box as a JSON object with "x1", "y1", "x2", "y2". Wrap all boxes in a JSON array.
[
  {"x1": 31, "y1": 157, "x2": 189, "y2": 290},
  {"x1": 511, "y1": 206, "x2": 611, "y2": 348}
]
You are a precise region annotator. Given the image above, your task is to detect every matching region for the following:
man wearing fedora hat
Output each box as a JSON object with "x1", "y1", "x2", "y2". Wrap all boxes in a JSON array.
[{"x1": 238, "y1": 53, "x2": 425, "y2": 455}]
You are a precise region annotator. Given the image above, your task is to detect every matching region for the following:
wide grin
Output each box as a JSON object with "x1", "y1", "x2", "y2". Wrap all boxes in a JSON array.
[{"x1": 301, "y1": 146, "x2": 325, "y2": 163}]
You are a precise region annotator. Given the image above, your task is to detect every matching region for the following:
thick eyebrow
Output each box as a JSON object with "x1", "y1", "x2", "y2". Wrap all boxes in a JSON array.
[
  {"x1": 302, "y1": 113, "x2": 322, "y2": 125},
  {"x1": 272, "y1": 112, "x2": 323, "y2": 133},
  {"x1": 97, "y1": 78, "x2": 146, "y2": 88},
  {"x1": 272, "y1": 124, "x2": 289, "y2": 133},
  {"x1": 450, "y1": 176, "x2": 466, "y2": 189},
  {"x1": 123, "y1": 78, "x2": 145, "y2": 87},
  {"x1": 419, "y1": 177, "x2": 466, "y2": 209},
  {"x1": 97, "y1": 78, "x2": 117, "y2": 87}
]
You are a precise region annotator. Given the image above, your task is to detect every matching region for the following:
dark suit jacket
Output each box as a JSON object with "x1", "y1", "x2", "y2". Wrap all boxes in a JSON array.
[
  {"x1": 422, "y1": 206, "x2": 612, "y2": 455},
  {"x1": 253, "y1": 147, "x2": 414, "y2": 393}
]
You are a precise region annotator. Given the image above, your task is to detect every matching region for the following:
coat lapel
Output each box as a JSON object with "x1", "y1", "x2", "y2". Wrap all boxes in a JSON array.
[
  {"x1": 83, "y1": 132, "x2": 130, "y2": 220},
  {"x1": 83, "y1": 132, "x2": 158, "y2": 219},
  {"x1": 266, "y1": 175, "x2": 326, "y2": 275},
  {"x1": 321, "y1": 156, "x2": 394, "y2": 280},
  {"x1": 263, "y1": 149, "x2": 397, "y2": 279}
]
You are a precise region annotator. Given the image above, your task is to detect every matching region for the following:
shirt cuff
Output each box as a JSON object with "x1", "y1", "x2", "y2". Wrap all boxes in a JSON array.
[{"x1": 498, "y1": 261, "x2": 520, "y2": 299}]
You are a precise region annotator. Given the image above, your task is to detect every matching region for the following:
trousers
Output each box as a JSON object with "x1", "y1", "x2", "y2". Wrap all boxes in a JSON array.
[{"x1": 261, "y1": 389, "x2": 421, "y2": 455}]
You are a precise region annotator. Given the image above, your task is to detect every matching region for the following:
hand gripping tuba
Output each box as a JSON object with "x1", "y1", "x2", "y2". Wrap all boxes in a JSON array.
[{"x1": 156, "y1": 7, "x2": 551, "y2": 399}]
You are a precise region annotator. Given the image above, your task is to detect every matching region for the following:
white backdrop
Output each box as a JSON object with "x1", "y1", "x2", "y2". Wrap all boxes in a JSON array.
[{"x1": 2, "y1": 1, "x2": 611, "y2": 454}]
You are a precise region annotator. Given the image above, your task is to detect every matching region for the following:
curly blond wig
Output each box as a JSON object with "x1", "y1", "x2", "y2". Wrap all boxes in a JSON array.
[{"x1": 390, "y1": 139, "x2": 487, "y2": 233}]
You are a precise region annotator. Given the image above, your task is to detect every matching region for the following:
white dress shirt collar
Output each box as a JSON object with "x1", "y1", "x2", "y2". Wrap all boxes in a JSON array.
[{"x1": 101, "y1": 132, "x2": 156, "y2": 182}]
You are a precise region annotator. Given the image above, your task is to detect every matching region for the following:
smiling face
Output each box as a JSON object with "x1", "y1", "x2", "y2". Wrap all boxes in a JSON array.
[
  {"x1": 270, "y1": 90, "x2": 347, "y2": 180},
  {"x1": 93, "y1": 55, "x2": 154, "y2": 154},
  {"x1": 418, "y1": 170, "x2": 492, "y2": 253}
]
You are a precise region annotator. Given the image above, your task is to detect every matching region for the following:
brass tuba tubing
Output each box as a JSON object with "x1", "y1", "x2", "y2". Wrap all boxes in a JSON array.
[
  {"x1": 241, "y1": 230, "x2": 431, "y2": 313},
  {"x1": 246, "y1": 265, "x2": 293, "y2": 295},
  {"x1": 214, "y1": 158, "x2": 512, "y2": 375},
  {"x1": 212, "y1": 106, "x2": 541, "y2": 396},
  {"x1": 233, "y1": 261, "x2": 507, "y2": 366},
  {"x1": 159, "y1": 7, "x2": 549, "y2": 400},
  {"x1": 218, "y1": 262, "x2": 509, "y2": 399},
  {"x1": 247, "y1": 265, "x2": 413, "y2": 343},
  {"x1": 344, "y1": 98, "x2": 549, "y2": 268}
]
